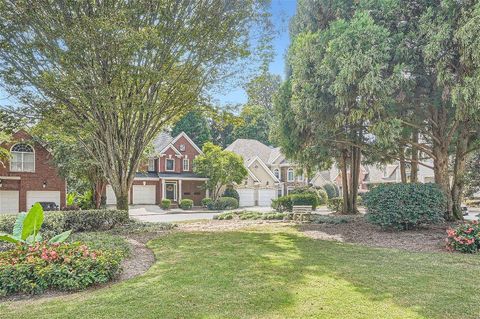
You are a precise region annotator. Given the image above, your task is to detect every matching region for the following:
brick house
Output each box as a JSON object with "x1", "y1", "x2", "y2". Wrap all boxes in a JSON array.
[
  {"x1": 105, "y1": 131, "x2": 207, "y2": 206},
  {"x1": 0, "y1": 130, "x2": 66, "y2": 213}
]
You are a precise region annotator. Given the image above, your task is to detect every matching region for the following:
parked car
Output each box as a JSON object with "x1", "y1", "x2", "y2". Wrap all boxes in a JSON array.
[{"x1": 38, "y1": 202, "x2": 59, "y2": 211}]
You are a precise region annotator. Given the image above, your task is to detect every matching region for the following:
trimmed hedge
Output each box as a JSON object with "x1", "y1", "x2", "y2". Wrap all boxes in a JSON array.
[
  {"x1": 222, "y1": 188, "x2": 239, "y2": 201},
  {"x1": 327, "y1": 197, "x2": 343, "y2": 213},
  {"x1": 0, "y1": 210, "x2": 129, "y2": 236},
  {"x1": 323, "y1": 183, "x2": 339, "y2": 199},
  {"x1": 272, "y1": 193, "x2": 318, "y2": 212},
  {"x1": 0, "y1": 242, "x2": 123, "y2": 296},
  {"x1": 201, "y1": 198, "x2": 213, "y2": 208},
  {"x1": 179, "y1": 199, "x2": 194, "y2": 210},
  {"x1": 161, "y1": 199, "x2": 171, "y2": 209},
  {"x1": 364, "y1": 183, "x2": 446, "y2": 230},
  {"x1": 207, "y1": 197, "x2": 239, "y2": 210}
]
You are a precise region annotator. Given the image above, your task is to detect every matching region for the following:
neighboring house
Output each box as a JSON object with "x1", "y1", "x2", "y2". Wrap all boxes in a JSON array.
[
  {"x1": 0, "y1": 130, "x2": 66, "y2": 213},
  {"x1": 226, "y1": 139, "x2": 308, "y2": 207},
  {"x1": 105, "y1": 131, "x2": 207, "y2": 206}
]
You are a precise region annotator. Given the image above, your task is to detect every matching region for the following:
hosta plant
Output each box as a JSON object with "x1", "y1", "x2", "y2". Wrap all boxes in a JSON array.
[{"x1": 0, "y1": 203, "x2": 71, "y2": 245}]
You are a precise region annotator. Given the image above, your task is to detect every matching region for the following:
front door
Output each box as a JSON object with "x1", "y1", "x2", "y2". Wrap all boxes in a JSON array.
[{"x1": 165, "y1": 182, "x2": 176, "y2": 201}]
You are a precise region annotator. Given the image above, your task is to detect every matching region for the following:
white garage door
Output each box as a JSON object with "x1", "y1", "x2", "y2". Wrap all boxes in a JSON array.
[
  {"x1": 106, "y1": 185, "x2": 117, "y2": 205},
  {"x1": 258, "y1": 189, "x2": 276, "y2": 207},
  {"x1": 237, "y1": 188, "x2": 255, "y2": 207},
  {"x1": 133, "y1": 185, "x2": 156, "y2": 204},
  {"x1": 26, "y1": 191, "x2": 60, "y2": 210},
  {"x1": 0, "y1": 191, "x2": 19, "y2": 214}
]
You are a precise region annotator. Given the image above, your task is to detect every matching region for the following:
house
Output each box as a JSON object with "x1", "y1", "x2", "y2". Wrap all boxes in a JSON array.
[
  {"x1": 105, "y1": 131, "x2": 207, "y2": 206},
  {"x1": 226, "y1": 139, "x2": 308, "y2": 207},
  {"x1": 0, "y1": 130, "x2": 66, "y2": 213}
]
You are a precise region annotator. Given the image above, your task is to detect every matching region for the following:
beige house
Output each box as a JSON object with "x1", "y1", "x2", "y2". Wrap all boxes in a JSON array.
[{"x1": 226, "y1": 139, "x2": 308, "y2": 207}]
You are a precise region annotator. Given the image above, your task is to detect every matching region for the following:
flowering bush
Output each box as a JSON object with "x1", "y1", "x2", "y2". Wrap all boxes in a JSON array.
[
  {"x1": 446, "y1": 221, "x2": 480, "y2": 253},
  {"x1": 0, "y1": 241, "x2": 123, "y2": 296}
]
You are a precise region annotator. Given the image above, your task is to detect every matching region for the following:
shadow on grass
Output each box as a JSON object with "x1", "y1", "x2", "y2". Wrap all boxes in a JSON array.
[{"x1": 2, "y1": 226, "x2": 480, "y2": 319}]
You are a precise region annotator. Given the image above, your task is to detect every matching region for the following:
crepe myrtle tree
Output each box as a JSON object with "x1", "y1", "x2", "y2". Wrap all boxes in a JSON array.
[
  {"x1": 193, "y1": 142, "x2": 247, "y2": 201},
  {"x1": 0, "y1": 0, "x2": 273, "y2": 210}
]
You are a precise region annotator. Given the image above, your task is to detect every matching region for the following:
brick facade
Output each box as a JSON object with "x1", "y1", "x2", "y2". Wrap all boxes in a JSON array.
[{"x1": 0, "y1": 130, "x2": 66, "y2": 212}]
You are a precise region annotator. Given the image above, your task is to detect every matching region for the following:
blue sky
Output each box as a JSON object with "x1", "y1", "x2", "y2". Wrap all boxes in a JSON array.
[
  {"x1": 216, "y1": 0, "x2": 296, "y2": 105},
  {"x1": 0, "y1": 0, "x2": 297, "y2": 109}
]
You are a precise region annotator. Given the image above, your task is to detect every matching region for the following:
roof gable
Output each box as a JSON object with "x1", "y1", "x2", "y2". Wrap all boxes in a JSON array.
[{"x1": 170, "y1": 132, "x2": 203, "y2": 155}]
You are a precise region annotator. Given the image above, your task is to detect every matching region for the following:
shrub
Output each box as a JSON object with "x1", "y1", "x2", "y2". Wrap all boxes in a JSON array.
[
  {"x1": 327, "y1": 197, "x2": 343, "y2": 213},
  {"x1": 161, "y1": 199, "x2": 171, "y2": 210},
  {"x1": 364, "y1": 183, "x2": 446, "y2": 230},
  {"x1": 290, "y1": 193, "x2": 318, "y2": 209},
  {"x1": 179, "y1": 199, "x2": 194, "y2": 210},
  {"x1": 202, "y1": 198, "x2": 213, "y2": 208},
  {"x1": 323, "y1": 183, "x2": 339, "y2": 199},
  {"x1": 312, "y1": 215, "x2": 354, "y2": 225},
  {"x1": 317, "y1": 189, "x2": 328, "y2": 205},
  {"x1": 0, "y1": 242, "x2": 123, "y2": 296},
  {"x1": 222, "y1": 188, "x2": 239, "y2": 201},
  {"x1": 214, "y1": 211, "x2": 288, "y2": 221},
  {"x1": 0, "y1": 210, "x2": 129, "y2": 237},
  {"x1": 214, "y1": 212, "x2": 234, "y2": 220},
  {"x1": 208, "y1": 197, "x2": 239, "y2": 210},
  {"x1": 271, "y1": 195, "x2": 293, "y2": 212},
  {"x1": 446, "y1": 222, "x2": 480, "y2": 253}
]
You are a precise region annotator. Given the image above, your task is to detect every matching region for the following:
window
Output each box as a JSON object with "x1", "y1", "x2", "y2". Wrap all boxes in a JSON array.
[
  {"x1": 277, "y1": 188, "x2": 282, "y2": 197},
  {"x1": 148, "y1": 158, "x2": 155, "y2": 172},
  {"x1": 298, "y1": 174, "x2": 304, "y2": 182},
  {"x1": 287, "y1": 168, "x2": 294, "y2": 182},
  {"x1": 183, "y1": 158, "x2": 189, "y2": 171},
  {"x1": 165, "y1": 158, "x2": 175, "y2": 171},
  {"x1": 273, "y1": 168, "x2": 280, "y2": 180},
  {"x1": 10, "y1": 143, "x2": 34, "y2": 172}
]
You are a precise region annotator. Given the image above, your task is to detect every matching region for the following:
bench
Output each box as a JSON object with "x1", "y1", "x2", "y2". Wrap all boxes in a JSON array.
[{"x1": 292, "y1": 205, "x2": 313, "y2": 222}]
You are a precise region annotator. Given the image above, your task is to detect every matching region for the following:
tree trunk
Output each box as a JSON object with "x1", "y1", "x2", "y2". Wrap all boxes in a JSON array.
[
  {"x1": 433, "y1": 146, "x2": 452, "y2": 220},
  {"x1": 348, "y1": 143, "x2": 361, "y2": 214},
  {"x1": 410, "y1": 129, "x2": 419, "y2": 183},
  {"x1": 451, "y1": 125, "x2": 469, "y2": 220},
  {"x1": 339, "y1": 151, "x2": 350, "y2": 214},
  {"x1": 399, "y1": 145, "x2": 407, "y2": 183}
]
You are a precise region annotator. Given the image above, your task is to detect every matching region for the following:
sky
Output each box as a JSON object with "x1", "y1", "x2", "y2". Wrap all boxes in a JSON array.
[
  {"x1": 0, "y1": 0, "x2": 297, "y2": 109},
  {"x1": 216, "y1": 0, "x2": 297, "y2": 106}
]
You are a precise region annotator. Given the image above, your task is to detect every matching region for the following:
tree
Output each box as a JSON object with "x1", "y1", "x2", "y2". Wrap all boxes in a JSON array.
[
  {"x1": 171, "y1": 110, "x2": 212, "y2": 149},
  {"x1": 0, "y1": 0, "x2": 272, "y2": 210},
  {"x1": 233, "y1": 104, "x2": 270, "y2": 145},
  {"x1": 194, "y1": 142, "x2": 247, "y2": 200},
  {"x1": 465, "y1": 151, "x2": 480, "y2": 198},
  {"x1": 243, "y1": 73, "x2": 281, "y2": 110},
  {"x1": 210, "y1": 106, "x2": 241, "y2": 148}
]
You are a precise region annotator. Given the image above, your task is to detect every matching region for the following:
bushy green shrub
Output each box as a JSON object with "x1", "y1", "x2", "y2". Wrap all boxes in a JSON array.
[
  {"x1": 323, "y1": 183, "x2": 339, "y2": 199},
  {"x1": 0, "y1": 242, "x2": 123, "y2": 296},
  {"x1": 208, "y1": 197, "x2": 239, "y2": 210},
  {"x1": 446, "y1": 221, "x2": 480, "y2": 253},
  {"x1": 214, "y1": 211, "x2": 288, "y2": 221},
  {"x1": 179, "y1": 199, "x2": 194, "y2": 210},
  {"x1": 327, "y1": 197, "x2": 343, "y2": 213},
  {"x1": 222, "y1": 188, "x2": 239, "y2": 201},
  {"x1": 271, "y1": 195, "x2": 293, "y2": 212},
  {"x1": 202, "y1": 198, "x2": 213, "y2": 208},
  {"x1": 161, "y1": 199, "x2": 171, "y2": 209},
  {"x1": 214, "y1": 212, "x2": 234, "y2": 220},
  {"x1": 0, "y1": 210, "x2": 129, "y2": 237},
  {"x1": 317, "y1": 189, "x2": 328, "y2": 205},
  {"x1": 290, "y1": 193, "x2": 318, "y2": 209},
  {"x1": 364, "y1": 183, "x2": 446, "y2": 230}
]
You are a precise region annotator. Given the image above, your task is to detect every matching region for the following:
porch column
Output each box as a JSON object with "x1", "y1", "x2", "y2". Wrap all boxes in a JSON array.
[
  {"x1": 179, "y1": 180, "x2": 182, "y2": 201},
  {"x1": 161, "y1": 179, "x2": 165, "y2": 200}
]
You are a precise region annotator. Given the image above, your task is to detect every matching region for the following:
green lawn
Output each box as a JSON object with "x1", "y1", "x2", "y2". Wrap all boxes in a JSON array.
[{"x1": 1, "y1": 225, "x2": 480, "y2": 319}]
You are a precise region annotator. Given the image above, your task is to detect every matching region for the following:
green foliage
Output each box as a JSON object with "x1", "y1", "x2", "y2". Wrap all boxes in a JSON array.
[
  {"x1": 446, "y1": 222, "x2": 480, "y2": 254},
  {"x1": 179, "y1": 199, "x2": 194, "y2": 210},
  {"x1": 327, "y1": 197, "x2": 344, "y2": 213},
  {"x1": 311, "y1": 215, "x2": 354, "y2": 225},
  {"x1": 201, "y1": 198, "x2": 213, "y2": 208},
  {"x1": 214, "y1": 212, "x2": 234, "y2": 220},
  {"x1": 317, "y1": 189, "x2": 328, "y2": 205},
  {"x1": 323, "y1": 183, "x2": 339, "y2": 199},
  {"x1": 66, "y1": 193, "x2": 76, "y2": 206},
  {"x1": 171, "y1": 111, "x2": 212, "y2": 149},
  {"x1": 233, "y1": 104, "x2": 271, "y2": 145},
  {"x1": 0, "y1": 203, "x2": 71, "y2": 246},
  {"x1": 194, "y1": 142, "x2": 248, "y2": 200},
  {"x1": 271, "y1": 196, "x2": 293, "y2": 212},
  {"x1": 272, "y1": 193, "x2": 318, "y2": 212},
  {"x1": 290, "y1": 193, "x2": 318, "y2": 209},
  {"x1": 289, "y1": 186, "x2": 327, "y2": 205},
  {"x1": 0, "y1": 242, "x2": 123, "y2": 296},
  {"x1": 222, "y1": 188, "x2": 240, "y2": 201},
  {"x1": 364, "y1": 183, "x2": 446, "y2": 230},
  {"x1": 69, "y1": 232, "x2": 131, "y2": 257},
  {"x1": 161, "y1": 199, "x2": 171, "y2": 210},
  {"x1": 214, "y1": 211, "x2": 288, "y2": 221},
  {"x1": 208, "y1": 197, "x2": 239, "y2": 210}
]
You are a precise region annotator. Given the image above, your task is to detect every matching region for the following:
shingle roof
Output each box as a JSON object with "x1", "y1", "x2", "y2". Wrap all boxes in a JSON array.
[
  {"x1": 225, "y1": 139, "x2": 273, "y2": 164},
  {"x1": 153, "y1": 131, "x2": 173, "y2": 153}
]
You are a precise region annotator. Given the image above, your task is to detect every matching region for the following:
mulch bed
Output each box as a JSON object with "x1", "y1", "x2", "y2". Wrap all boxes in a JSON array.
[{"x1": 299, "y1": 216, "x2": 461, "y2": 253}]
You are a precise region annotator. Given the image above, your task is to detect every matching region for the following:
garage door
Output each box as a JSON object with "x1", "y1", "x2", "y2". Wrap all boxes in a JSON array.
[
  {"x1": 106, "y1": 185, "x2": 117, "y2": 205},
  {"x1": 237, "y1": 188, "x2": 255, "y2": 207},
  {"x1": 0, "y1": 191, "x2": 19, "y2": 214},
  {"x1": 258, "y1": 189, "x2": 276, "y2": 207},
  {"x1": 26, "y1": 191, "x2": 60, "y2": 210},
  {"x1": 133, "y1": 185, "x2": 156, "y2": 204}
]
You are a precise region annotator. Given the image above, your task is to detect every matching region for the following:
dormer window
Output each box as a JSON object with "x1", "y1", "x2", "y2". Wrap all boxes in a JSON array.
[
  {"x1": 166, "y1": 158, "x2": 175, "y2": 171},
  {"x1": 10, "y1": 143, "x2": 35, "y2": 172}
]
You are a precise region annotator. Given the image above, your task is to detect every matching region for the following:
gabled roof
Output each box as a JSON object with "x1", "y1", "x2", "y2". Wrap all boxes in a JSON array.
[
  {"x1": 153, "y1": 131, "x2": 173, "y2": 153},
  {"x1": 170, "y1": 131, "x2": 203, "y2": 154},
  {"x1": 225, "y1": 139, "x2": 274, "y2": 165},
  {"x1": 247, "y1": 156, "x2": 280, "y2": 183}
]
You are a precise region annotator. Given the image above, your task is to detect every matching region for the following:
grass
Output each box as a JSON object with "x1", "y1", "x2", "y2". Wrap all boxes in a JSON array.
[{"x1": 1, "y1": 224, "x2": 480, "y2": 318}]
